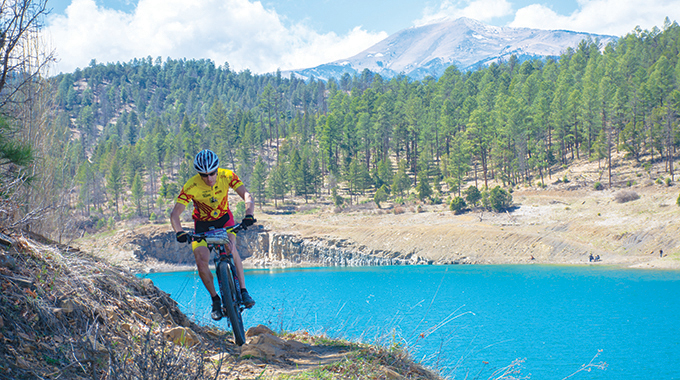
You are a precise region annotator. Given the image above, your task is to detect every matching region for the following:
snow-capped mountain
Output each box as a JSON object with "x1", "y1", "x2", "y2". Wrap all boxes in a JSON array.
[{"x1": 286, "y1": 17, "x2": 617, "y2": 81}]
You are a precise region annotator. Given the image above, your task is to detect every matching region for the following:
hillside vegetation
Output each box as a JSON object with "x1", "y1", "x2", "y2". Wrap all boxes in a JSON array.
[{"x1": 5, "y1": 20, "x2": 680, "y2": 242}]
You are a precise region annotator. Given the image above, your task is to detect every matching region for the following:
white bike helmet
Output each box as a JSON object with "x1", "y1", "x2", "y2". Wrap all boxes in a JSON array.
[{"x1": 194, "y1": 149, "x2": 220, "y2": 174}]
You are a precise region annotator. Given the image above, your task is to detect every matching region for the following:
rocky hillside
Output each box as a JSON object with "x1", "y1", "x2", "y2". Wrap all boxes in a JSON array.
[{"x1": 0, "y1": 231, "x2": 443, "y2": 379}]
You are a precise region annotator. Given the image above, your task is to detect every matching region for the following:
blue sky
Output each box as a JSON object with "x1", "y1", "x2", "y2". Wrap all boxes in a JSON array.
[{"x1": 43, "y1": 0, "x2": 680, "y2": 75}]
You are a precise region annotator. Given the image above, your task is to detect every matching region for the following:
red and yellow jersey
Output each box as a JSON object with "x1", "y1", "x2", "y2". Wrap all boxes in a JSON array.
[{"x1": 176, "y1": 168, "x2": 244, "y2": 221}]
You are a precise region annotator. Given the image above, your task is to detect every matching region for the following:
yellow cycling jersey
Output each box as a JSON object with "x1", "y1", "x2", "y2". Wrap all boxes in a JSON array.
[{"x1": 176, "y1": 168, "x2": 244, "y2": 221}]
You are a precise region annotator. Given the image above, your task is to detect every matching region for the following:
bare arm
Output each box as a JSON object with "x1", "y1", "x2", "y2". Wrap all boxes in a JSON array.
[
  {"x1": 235, "y1": 186, "x2": 254, "y2": 216},
  {"x1": 170, "y1": 203, "x2": 186, "y2": 232}
]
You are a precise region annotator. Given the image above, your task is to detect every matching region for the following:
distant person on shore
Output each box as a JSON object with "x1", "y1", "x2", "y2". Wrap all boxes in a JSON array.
[
  {"x1": 660, "y1": 249, "x2": 664, "y2": 258},
  {"x1": 170, "y1": 149, "x2": 257, "y2": 321},
  {"x1": 589, "y1": 254, "x2": 594, "y2": 262}
]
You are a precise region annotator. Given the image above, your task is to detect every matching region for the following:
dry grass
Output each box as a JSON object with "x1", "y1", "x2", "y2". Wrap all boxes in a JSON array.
[
  {"x1": 278, "y1": 338, "x2": 441, "y2": 380},
  {"x1": 0, "y1": 231, "x2": 234, "y2": 379}
]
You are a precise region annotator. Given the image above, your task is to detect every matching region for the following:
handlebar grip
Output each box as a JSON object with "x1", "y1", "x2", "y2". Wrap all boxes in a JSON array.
[{"x1": 186, "y1": 235, "x2": 205, "y2": 243}]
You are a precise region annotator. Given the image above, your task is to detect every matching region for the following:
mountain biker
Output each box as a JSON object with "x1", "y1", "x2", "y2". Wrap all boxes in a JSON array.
[{"x1": 170, "y1": 149, "x2": 256, "y2": 321}]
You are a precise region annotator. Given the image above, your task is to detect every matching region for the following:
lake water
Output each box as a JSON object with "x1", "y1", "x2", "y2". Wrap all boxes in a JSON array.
[{"x1": 142, "y1": 265, "x2": 680, "y2": 379}]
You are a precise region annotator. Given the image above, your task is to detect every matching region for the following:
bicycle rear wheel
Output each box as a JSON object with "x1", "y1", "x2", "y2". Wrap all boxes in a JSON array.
[{"x1": 216, "y1": 260, "x2": 246, "y2": 345}]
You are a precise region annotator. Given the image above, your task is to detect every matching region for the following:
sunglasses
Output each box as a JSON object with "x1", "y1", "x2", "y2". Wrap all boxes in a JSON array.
[{"x1": 199, "y1": 170, "x2": 217, "y2": 178}]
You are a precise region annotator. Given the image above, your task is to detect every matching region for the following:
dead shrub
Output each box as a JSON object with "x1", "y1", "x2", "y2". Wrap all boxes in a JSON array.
[
  {"x1": 614, "y1": 190, "x2": 640, "y2": 203},
  {"x1": 393, "y1": 207, "x2": 405, "y2": 215}
]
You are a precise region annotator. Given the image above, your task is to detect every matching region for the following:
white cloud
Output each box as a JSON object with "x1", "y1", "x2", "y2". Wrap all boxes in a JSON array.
[
  {"x1": 509, "y1": 0, "x2": 680, "y2": 36},
  {"x1": 45, "y1": 0, "x2": 388, "y2": 74},
  {"x1": 415, "y1": 0, "x2": 514, "y2": 26}
]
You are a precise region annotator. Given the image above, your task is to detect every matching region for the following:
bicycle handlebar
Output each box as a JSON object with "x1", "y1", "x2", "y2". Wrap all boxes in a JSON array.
[{"x1": 185, "y1": 223, "x2": 246, "y2": 244}]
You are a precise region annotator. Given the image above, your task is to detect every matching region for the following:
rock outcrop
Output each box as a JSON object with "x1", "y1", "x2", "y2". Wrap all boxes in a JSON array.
[
  {"x1": 125, "y1": 225, "x2": 431, "y2": 269},
  {"x1": 252, "y1": 232, "x2": 432, "y2": 267}
]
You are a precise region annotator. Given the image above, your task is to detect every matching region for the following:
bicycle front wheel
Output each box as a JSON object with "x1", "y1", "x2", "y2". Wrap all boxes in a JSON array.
[{"x1": 216, "y1": 260, "x2": 246, "y2": 345}]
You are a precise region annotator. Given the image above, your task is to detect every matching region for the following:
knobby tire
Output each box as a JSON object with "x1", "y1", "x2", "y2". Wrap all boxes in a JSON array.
[{"x1": 216, "y1": 258, "x2": 246, "y2": 346}]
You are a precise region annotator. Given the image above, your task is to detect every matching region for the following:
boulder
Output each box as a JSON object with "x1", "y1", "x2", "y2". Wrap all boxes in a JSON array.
[
  {"x1": 240, "y1": 326, "x2": 310, "y2": 361},
  {"x1": 239, "y1": 333, "x2": 286, "y2": 360},
  {"x1": 246, "y1": 324, "x2": 274, "y2": 337},
  {"x1": 163, "y1": 326, "x2": 201, "y2": 347}
]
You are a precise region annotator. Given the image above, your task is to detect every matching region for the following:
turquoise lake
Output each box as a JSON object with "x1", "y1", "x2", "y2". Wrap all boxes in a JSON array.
[{"x1": 142, "y1": 265, "x2": 680, "y2": 379}]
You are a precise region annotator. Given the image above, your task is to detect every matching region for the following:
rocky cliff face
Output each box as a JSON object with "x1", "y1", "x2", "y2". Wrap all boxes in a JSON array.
[
  {"x1": 127, "y1": 226, "x2": 431, "y2": 269},
  {"x1": 254, "y1": 232, "x2": 432, "y2": 267}
]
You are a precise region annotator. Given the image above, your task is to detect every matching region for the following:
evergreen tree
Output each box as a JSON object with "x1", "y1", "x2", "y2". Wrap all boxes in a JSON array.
[
  {"x1": 487, "y1": 186, "x2": 513, "y2": 212},
  {"x1": 288, "y1": 149, "x2": 306, "y2": 198},
  {"x1": 391, "y1": 159, "x2": 411, "y2": 196},
  {"x1": 355, "y1": 161, "x2": 372, "y2": 196},
  {"x1": 75, "y1": 161, "x2": 93, "y2": 215},
  {"x1": 415, "y1": 170, "x2": 432, "y2": 202},
  {"x1": 464, "y1": 185, "x2": 482, "y2": 207},
  {"x1": 447, "y1": 134, "x2": 470, "y2": 196},
  {"x1": 106, "y1": 153, "x2": 123, "y2": 217},
  {"x1": 374, "y1": 158, "x2": 393, "y2": 189},
  {"x1": 131, "y1": 173, "x2": 144, "y2": 216},
  {"x1": 159, "y1": 174, "x2": 178, "y2": 200},
  {"x1": 374, "y1": 186, "x2": 388, "y2": 208},
  {"x1": 0, "y1": 117, "x2": 33, "y2": 182},
  {"x1": 251, "y1": 155, "x2": 268, "y2": 207},
  {"x1": 309, "y1": 154, "x2": 322, "y2": 197},
  {"x1": 266, "y1": 161, "x2": 288, "y2": 207},
  {"x1": 450, "y1": 196, "x2": 467, "y2": 214}
]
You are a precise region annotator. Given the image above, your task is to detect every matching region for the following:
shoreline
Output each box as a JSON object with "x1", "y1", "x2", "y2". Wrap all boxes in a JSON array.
[{"x1": 134, "y1": 257, "x2": 680, "y2": 275}]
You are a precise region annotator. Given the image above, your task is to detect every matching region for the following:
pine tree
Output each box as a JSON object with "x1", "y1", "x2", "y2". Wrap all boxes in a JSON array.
[
  {"x1": 266, "y1": 161, "x2": 288, "y2": 207},
  {"x1": 391, "y1": 160, "x2": 411, "y2": 196},
  {"x1": 288, "y1": 149, "x2": 305, "y2": 198},
  {"x1": 106, "y1": 153, "x2": 123, "y2": 217},
  {"x1": 415, "y1": 170, "x2": 432, "y2": 202},
  {"x1": 374, "y1": 158, "x2": 393, "y2": 189},
  {"x1": 131, "y1": 173, "x2": 144, "y2": 216},
  {"x1": 251, "y1": 156, "x2": 268, "y2": 207}
]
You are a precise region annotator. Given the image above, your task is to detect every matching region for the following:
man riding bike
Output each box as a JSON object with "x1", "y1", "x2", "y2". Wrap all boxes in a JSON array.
[{"x1": 170, "y1": 149, "x2": 256, "y2": 320}]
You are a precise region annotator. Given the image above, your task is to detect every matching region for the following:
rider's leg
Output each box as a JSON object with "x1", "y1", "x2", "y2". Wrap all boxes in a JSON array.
[
  {"x1": 228, "y1": 233, "x2": 255, "y2": 308},
  {"x1": 228, "y1": 233, "x2": 246, "y2": 289},
  {"x1": 194, "y1": 246, "x2": 217, "y2": 297}
]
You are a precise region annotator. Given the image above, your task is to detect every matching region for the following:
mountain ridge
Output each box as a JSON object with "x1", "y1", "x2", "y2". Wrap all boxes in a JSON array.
[{"x1": 285, "y1": 17, "x2": 618, "y2": 80}]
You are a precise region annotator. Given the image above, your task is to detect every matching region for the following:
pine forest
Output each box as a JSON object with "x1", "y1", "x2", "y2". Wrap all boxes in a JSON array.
[{"x1": 3, "y1": 18, "x2": 680, "y2": 241}]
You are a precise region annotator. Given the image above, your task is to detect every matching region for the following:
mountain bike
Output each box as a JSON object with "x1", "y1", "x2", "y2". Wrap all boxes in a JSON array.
[{"x1": 186, "y1": 224, "x2": 247, "y2": 345}]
